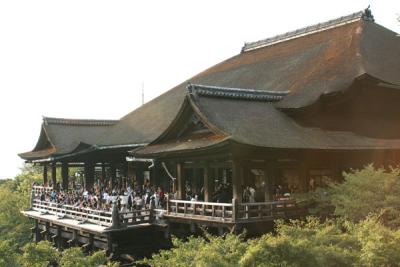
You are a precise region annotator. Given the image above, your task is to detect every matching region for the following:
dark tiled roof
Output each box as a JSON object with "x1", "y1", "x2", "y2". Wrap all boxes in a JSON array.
[
  {"x1": 187, "y1": 84, "x2": 289, "y2": 102},
  {"x1": 19, "y1": 117, "x2": 118, "y2": 161},
  {"x1": 191, "y1": 91, "x2": 400, "y2": 150},
  {"x1": 19, "y1": 9, "x2": 400, "y2": 159},
  {"x1": 92, "y1": 13, "x2": 400, "y2": 148},
  {"x1": 242, "y1": 9, "x2": 374, "y2": 52},
  {"x1": 135, "y1": 83, "x2": 400, "y2": 157}
]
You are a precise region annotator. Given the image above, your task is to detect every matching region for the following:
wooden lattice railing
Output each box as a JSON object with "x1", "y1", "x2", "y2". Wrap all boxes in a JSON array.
[
  {"x1": 164, "y1": 198, "x2": 299, "y2": 223},
  {"x1": 30, "y1": 187, "x2": 300, "y2": 227}
]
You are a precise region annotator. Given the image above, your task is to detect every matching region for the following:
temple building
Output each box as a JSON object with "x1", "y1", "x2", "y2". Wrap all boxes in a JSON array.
[{"x1": 19, "y1": 8, "x2": 400, "y2": 254}]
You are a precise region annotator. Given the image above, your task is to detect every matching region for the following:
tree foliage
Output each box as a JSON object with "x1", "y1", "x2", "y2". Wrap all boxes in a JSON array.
[
  {"x1": 20, "y1": 241, "x2": 59, "y2": 267},
  {"x1": 316, "y1": 165, "x2": 400, "y2": 228},
  {"x1": 143, "y1": 216, "x2": 400, "y2": 267},
  {"x1": 140, "y1": 232, "x2": 248, "y2": 267},
  {"x1": 3, "y1": 164, "x2": 400, "y2": 266},
  {"x1": 0, "y1": 164, "x2": 117, "y2": 267},
  {"x1": 0, "y1": 240, "x2": 19, "y2": 267},
  {"x1": 0, "y1": 164, "x2": 42, "y2": 248}
]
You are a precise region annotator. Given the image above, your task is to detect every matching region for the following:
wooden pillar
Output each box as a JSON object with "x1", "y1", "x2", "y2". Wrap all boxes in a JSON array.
[
  {"x1": 34, "y1": 219, "x2": 41, "y2": 242},
  {"x1": 101, "y1": 162, "x2": 106, "y2": 188},
  {"x1": 265, "y1": 161, "x2": 277, "y2": 201},
  {"x1": 84, "y1": 162, "x2": 94, "y2": 191},
  {"x1": 44, "y1": 222, "x2": 50, "y2": 241},
  {"x1": 152, "y1": 163, "x2": 158, "y2": 188},
  {"x1": 88, "y1": 233, "x2": 94, "y2": 251},
  {"x1": 51, "y1": 163, "x2": 57, "y2": 190},
  {"x1": 107, "y1": 233, "x2": 113, "y2": 255},
  {"x1": 263, "y1": 163, "x2": 270, "y2": 201},
  {"x1": 55, "y1": 226, "x2": 62, "y2": 250},
  {"x1": 300, "y1": 161, "x2": 308, "y2": 193},
  {"x1": 61, "y1": 162, "x2": 69, "y2": 191},
  {"x1": 110, "y1": 163, "x2": 116, "y2": 189},
  {"x1": 232, "y1": 159, "x2": 243, "y2": 202},
  {"x1": 204, "y1": 165, "x2": 211, "y2": 202},
  {"x1": 176, "y1": 162, "x2": 185, "y2": 200},
  {"x1": 43, "y1": 164, "x2": 48, "y2": 186},
  {"x1": 123, "y1": 162, "x2": 128, "y2": 177}
]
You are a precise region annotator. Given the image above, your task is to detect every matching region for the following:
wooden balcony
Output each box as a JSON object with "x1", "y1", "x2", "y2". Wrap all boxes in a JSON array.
[{"x1": 25, "y1": 186, "x2": 304, "y2": 231}]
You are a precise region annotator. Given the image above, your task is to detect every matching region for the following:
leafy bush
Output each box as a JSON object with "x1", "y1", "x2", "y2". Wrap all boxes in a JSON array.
[
  {"x1": 143, "y1": 217, "x2": 400, "y2": 267},
  {"x1": 140, "y1": 232, "x2": 248, "y2": 267},
  {"x1": 20, "y1": 241, "x2": 59, "y2": 267},
  {"x1": 59, "y1": 247, "x2": 111, "y2": 267},
  {"x1": 0, "y1": 240, "x2": 19, "y2": 267},
  {"x1": 320, "y1": 165, "x2": 400, "y2": 228}
]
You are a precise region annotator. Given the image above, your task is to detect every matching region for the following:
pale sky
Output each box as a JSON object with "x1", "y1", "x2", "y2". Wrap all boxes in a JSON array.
[{"x1": 0, "y1": 0, "x2": 399, "y2": 179}]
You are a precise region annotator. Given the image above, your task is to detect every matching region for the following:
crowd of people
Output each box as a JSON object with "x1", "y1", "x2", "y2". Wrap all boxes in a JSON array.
[
  {"x1": 32, "y1": 179, "x2": 296, "y2": 214},
  {"x1": 33, "y1": 181, "x2": 168, "y2": 213}
]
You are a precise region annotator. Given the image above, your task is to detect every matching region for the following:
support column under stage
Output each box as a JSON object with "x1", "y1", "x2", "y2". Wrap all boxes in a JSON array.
[
  {"x1": 232, "y1": 159, "x2": 243, "y2": 202},
  {"x1": 61, "y1": 162, "x2": 69, "y2": 191},
  {"x1": 176, "y1": 162, "x2": 185, "y2": 200},
  {"x1": 43, "y1": 164, "x2": 48, "y2": 186},
  {"x1": 51, "y1": 163, "x2": 57, "y2": 190},
  {"x1": 84, "y1": 162, "x2": 95, "y2": 191}
]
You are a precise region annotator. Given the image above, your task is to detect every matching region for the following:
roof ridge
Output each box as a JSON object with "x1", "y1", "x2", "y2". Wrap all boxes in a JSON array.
[
  {"x1": 187, "y1": 83, "x2": 289, "y2": 102},
  {"x1": 43, "y1": 116, "x2": 118, "y2": 126},
  {"x1": 241, "y1": 8, "x2": 374, "y2": 53}
]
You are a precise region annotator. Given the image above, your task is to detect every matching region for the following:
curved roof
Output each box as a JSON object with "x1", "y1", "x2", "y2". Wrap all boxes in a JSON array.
[
  {"x1": 98, "y1": 9, "x2": 400, "y2": 148},
  {"x1": 19, "y1": 117, "x2": 118, "y2": 161},
  {"x1": 135, "y1": 79, "x2": 400, "y2": 157},
  {"x1": 19, "y1": 9, "x2": 400, "y2": 160}
]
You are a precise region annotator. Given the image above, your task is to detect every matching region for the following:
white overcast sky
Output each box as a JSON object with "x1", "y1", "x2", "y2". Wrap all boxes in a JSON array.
[{"x1": 0, "y1": 0, "x2": 399, "y2": 179}]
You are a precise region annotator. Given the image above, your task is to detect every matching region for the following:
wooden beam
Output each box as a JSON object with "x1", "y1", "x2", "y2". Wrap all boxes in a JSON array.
[
  {"x1": 61, "y1": 162, "x2": 69, "y2": 191},
  {"x1": 51, "y1": 163, "x2": 57, "y2": 190},
  {"x1": 204, "y1": 164, "x2": 211, "y2": 202},
  {"x1": 34, "y1": 219, "x2": 41, "y2": 243},
  {"x1": 101, "y1": 162, "x2": 106, "y2": 188},
  {"x1": 43, "y1": 164, "x2": 48, "y2": 186},
  {"x1": 265, "y1": 161, "x2": 276, "y2": 201},
  {"x1": 84, "y1": 162, "x2": 94, "y2": 191},
  {"x1": 232, "y1": 159, "x2": 243, "y2": 202},
  {"x1": 110, "y1": 163, "x2": 116, "y2": 189},
  {"x1": 176, "y1": 162, "x2": 184, "y2": 200}
]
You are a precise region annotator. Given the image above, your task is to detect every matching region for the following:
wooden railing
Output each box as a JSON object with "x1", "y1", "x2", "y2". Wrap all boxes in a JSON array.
[
  {"x1": 32, "y1": 185, "x2": 53, "y2": 196},
  {"x1": 32, "y1": 199, "x2": 113, "y2": 227},
  {"x1": 31, "y1": 199, "x2": 152, "y2": 228},
  {"x1": 237, "y1": 200, "x2": 297, "y2": 222},
  {"x1": 164, "y1": 198, "x2": 299, "y2": 223},
  {"x1": 166, "y1": 199, "x2": 235, "y2": 222},
  {"x1": 30, "y1": 187, "x2": 300, "y2": 227}
]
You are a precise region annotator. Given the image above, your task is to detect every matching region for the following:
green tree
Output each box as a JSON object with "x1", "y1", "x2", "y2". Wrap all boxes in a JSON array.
[
  {"x1": 140, "y1": 232, "x2": 248, "y2": 267},
  {"x1": 240, "y1": 218, "x2": 358, "y2": 267},
  {"x1": 0, "y1": 240, "x2": 19, "y2": 267},
  {"x1": 143, "y1": 216, "x2": 400, "y2": 267},
  {"x1": 20, "y1": 241, "x2": 59, "y2": 267},
  {"x1": 354, "y1": 216, "x2": 400, "y2": 267},
  {"x1": 320, "y1": 165, "x2": 400, "y2": 228},
  {"x1": 59, "y1": 247, "x2": 113, "y2": 267},
  {"x1": 0, "y1": 164, "x2": 42, "y2": 248}
]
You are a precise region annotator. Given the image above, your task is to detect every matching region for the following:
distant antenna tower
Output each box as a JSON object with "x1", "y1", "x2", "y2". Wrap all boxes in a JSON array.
[{"x1": 142, "y1": 82, "x2": 144, "y2": 105}]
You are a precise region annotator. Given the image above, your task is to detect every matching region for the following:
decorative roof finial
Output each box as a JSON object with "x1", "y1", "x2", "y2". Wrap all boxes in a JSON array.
[{"x1": 362, "y1": 5, "x2": 374, "y2": 22}]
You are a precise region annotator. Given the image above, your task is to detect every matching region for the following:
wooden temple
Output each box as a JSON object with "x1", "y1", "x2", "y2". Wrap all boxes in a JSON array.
[{"x1": 19, "y1": 8, "x2": 400, "y2": 255}]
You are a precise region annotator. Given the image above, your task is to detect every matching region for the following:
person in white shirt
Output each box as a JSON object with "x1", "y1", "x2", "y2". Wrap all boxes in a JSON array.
[{"x1": 249, "y1": 186, "x2": 256, "y2": 203}]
